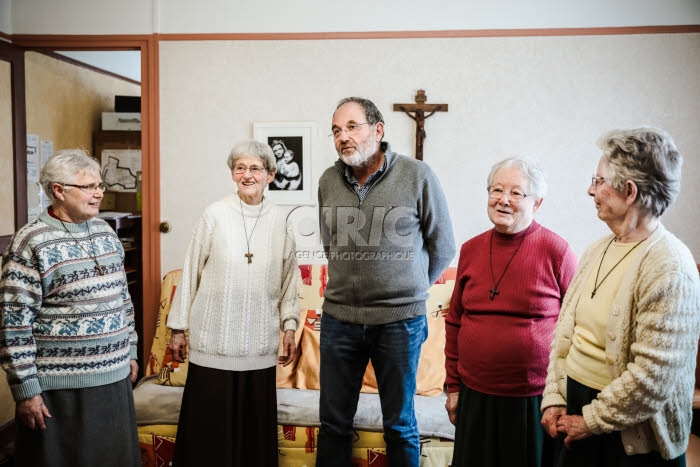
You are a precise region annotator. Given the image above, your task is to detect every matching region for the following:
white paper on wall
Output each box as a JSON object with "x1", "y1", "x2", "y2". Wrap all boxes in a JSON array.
[{"x1": 26, "y1": 134, "x2": 41, "y2": 221}]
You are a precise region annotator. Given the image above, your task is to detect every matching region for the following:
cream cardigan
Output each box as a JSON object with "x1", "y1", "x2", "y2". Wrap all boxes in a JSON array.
[{"x1": 542, "y1": 224, "x2": 700, "y2": 459}]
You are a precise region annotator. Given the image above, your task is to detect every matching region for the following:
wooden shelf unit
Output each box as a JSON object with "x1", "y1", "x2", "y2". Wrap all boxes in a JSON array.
[{"x1": 103, "y1": 214, "x2": 143, "y2": 378}]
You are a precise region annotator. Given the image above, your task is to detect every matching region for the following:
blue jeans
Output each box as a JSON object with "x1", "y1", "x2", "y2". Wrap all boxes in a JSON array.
[{"x1": 316, "y1": 312, "x2": 428, "y2": 467}]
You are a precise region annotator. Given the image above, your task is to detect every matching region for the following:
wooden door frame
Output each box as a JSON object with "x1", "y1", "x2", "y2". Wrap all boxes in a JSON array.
[
  {"x1": 0, "y1": 41, "x2": 27, "y2": 253},
  {"x1": 10, "y1": 34, "x2": 161, "y2": 370}
]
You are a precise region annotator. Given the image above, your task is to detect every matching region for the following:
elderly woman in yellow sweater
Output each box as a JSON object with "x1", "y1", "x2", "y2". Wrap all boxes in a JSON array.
[
  {"x1": 167, "y1": 140, "x2": 300, "y2": 467},
  {"x1": 541, "y1": 127, "x2": 700, "y2": 466}
]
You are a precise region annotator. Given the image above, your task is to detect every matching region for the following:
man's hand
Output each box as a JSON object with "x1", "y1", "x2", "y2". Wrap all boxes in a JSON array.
[
  {"x1": 445, "y1": 391, "x2": 459, "y2": 426},
  {"x1": 169, "y1": 330, "x2": 188, "y2": 363},
  {"x1": 17, "y1": 394, "x2": 51, "y2": 431},
  {"x1": 278, "y1": 329, "x2": 297, "y2": 367}
]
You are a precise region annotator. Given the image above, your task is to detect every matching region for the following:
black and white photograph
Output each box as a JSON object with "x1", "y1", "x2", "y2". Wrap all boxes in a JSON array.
[
  {"x1": 253, "y1": 122, "x2": 314, "y2": 204},
  {"x1": 269, "y1": 137, "x2": 303, "y2": 191}
]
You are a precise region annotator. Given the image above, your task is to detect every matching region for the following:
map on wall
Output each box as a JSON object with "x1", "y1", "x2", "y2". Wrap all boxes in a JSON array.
[{"x1": 101, "y1": 149, "x2": 141, "y2": 192}]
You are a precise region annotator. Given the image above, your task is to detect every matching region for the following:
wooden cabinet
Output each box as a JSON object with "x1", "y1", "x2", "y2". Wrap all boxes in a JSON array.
[{"x1": 103, "y1": 215, "x2": 143, "y2": 377}]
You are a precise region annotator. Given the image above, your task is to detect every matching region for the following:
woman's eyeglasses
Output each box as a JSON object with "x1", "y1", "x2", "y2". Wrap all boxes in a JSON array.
[
  {"x1": 62, "y1": 182, "x2": 108, "y2": 194},
  {"x1": 234, "y1": 166, "x2": 266, "y2": 175},
  {"x1": 488, "y1": 186, "x2": 529, "y2": 201},
  {"x1": 590, "y1": 176, "x2": 607, "y2": 188}
]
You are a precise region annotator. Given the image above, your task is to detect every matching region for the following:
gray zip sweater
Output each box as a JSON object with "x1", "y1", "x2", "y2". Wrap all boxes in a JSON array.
[{"x1": 318, "y1": 143, "x2": 456, "y2": 325}]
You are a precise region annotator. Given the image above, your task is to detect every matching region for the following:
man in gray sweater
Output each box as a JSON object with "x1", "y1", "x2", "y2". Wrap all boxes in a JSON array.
[{"x1": 316, "y1": 97, "x2": 456, "y2": 467}]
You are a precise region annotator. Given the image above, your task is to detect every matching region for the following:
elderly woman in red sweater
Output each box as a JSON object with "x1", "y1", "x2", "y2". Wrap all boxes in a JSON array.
[{"x1": 445, "y1": 157, "x2": 578, "y2": 467}]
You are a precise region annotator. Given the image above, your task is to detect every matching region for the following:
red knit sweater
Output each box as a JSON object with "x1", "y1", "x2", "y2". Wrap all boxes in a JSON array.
[{"x1": 445, "y1": 222, "x2": 577, "y2": 397}]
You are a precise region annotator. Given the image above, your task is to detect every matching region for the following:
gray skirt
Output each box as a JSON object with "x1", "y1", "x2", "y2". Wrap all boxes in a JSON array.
[{"x1": 14, "y1": 377, "x2": 140, "y2": 467}]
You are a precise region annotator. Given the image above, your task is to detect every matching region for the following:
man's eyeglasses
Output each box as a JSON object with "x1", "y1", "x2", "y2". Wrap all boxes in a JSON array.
[
  {"x1": 62, "y1": 182, "x2": 108, "y2": 194},
  {"x1": 234, "y1": 165, "x2": 266, "y2": 175},
  {"x1": 329, "y1": 122, "x2": 371, "y2": 139},
  {"x1": 591, "y1": 176, "x2": 607, "y2": 188},
  {"x1": 488, "y1": 186, "x2": 529, "y2": 201}
]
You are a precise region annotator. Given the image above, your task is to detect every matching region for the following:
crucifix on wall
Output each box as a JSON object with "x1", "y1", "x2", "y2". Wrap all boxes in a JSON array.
[{"x1": 393, "y1": 90, "x2": 448, "y2": 161}]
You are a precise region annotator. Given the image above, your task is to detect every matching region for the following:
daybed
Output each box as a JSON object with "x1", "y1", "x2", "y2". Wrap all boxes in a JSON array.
[{"x1": 135, "y1": 265, "x2": 457, "y2": 467}]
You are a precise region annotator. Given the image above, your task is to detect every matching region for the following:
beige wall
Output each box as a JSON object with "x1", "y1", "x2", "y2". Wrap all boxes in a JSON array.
[
  {"x1": 0, "y1": 60, "x2": 13, "y2": 236},
  {"x1": 8, "y1": 0, "x2": 700, "y2": 35},
  {"x1": 160, "y1": 33, "x2": 700, "y2": 274}
]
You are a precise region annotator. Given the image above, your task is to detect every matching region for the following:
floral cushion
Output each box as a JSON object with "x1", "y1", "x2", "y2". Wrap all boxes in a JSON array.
[{"x1": 148, "y1": 265, "x2": 456, "y2": 394}]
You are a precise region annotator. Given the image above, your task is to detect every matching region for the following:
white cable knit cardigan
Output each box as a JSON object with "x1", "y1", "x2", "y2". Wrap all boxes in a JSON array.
[
  {"x1": 542, "y1": 224, "x2": 700, "y2": 460},
  {"x1": 167, "y1": 194, "x2": 300, "y2": 372}
]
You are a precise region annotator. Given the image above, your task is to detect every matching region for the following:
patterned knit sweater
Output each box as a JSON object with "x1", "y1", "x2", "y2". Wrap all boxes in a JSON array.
[
  {"x1": 542, "y1": 225, "x2": 700, "y2": 460},
  {"x1": 166, "y1": 194, "x2": 300, "y2": 371},
  {"x1": 0, "y1": 209, "x2": 137, "y2": 401}
]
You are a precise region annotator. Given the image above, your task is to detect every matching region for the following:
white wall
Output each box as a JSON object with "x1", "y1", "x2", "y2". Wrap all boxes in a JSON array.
[
  {"x1": 0, "y1": 0, "x2": 11, "y2": 34},
  {"x1": 159, "y1": 34, "x2": 700, "y2": 274},
  {"x1": 9, "y1": 0, "x2": 154, "y2": 35},
  {"x1": 6, "y1": 1, "x2": 700, "y2": 273},
  {"x1": 9, "y1": 0, "x2": 700, "y2": 35}
]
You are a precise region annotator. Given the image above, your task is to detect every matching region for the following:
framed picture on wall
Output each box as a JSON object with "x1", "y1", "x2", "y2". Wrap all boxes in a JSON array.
[{"x1": 253, "y1": 122, "x2": 314, "y2": 205}]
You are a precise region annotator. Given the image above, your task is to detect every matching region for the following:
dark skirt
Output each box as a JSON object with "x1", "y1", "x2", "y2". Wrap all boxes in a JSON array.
[
  {"x1": 451, "y1": 384, "x2": 551, "y2": 467},
  {"x1": 172, "y1": 363, "x2": 278, "y2": 467},
  {"x1": 553, "y1": 377, "x2": 686, "y2": 467},
  {"x1": 14, "y1": 377, "x2": 140, "y2": 467}
]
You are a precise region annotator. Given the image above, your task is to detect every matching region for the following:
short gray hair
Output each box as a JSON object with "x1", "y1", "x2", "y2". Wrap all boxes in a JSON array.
[
  {"x1": 226, "y1": 140, "x2": 277, "y2": 173},
  {"x1": 40, "y1": 149, "x2": 101, "y2": 202},
  {"x1": 487, "y1": 157, "x2": 548, "y2": 199},
  {"x1": 335, "y1": 97, "x2": 385, "y2": 126},
  {"x1": 597, "y1": 127, "x2": 682, "y2": 217}
]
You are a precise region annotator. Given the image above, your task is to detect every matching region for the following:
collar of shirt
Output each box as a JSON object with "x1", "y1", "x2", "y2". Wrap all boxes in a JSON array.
[{"x1": 342, "y1": 157, "x2": 387, "y2": 203}]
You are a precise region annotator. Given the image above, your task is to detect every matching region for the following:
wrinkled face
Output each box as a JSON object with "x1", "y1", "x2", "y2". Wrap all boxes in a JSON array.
[
  {"x1": 272, "y1": 144, "x2": 285, "y2": 159},
  {"x1": 331, "y1": 102, "x2": 383, "y2": 167},
  {"x1": 588, "y1": 158, "x2": 628, "y2": 224},
  {"x1": 487, "y1": 166, "x2": 541, "y2": 234},
  {"x1": 231, "y1": 155, "x2": 274, "y2": 205},
  {"x1": 53, "y1": 169, "x2": 104, "y2": 223}
]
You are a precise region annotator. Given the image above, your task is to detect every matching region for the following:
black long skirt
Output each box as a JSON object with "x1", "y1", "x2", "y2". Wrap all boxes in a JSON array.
[
  {"x1": 172, "y1": 363, "x2": 278, "y2": 467},
  {"x1": 14, "y1": 377, "x2": 141, "y2": 467},
  {"x1": 451, "y1": 384, "x2": 551, "y2": 467},
  {"x1": 553, "y1": 377, "x2": 686, "y2": 467}
]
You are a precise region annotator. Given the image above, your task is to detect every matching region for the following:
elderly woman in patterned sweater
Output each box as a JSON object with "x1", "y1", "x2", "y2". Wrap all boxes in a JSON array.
[
  {"x1": 0, "y1": 149, "x2": 140, "y2": 467},
  {"x1": 167, "y1": 139, "x2": 300, "y2": 467},
  {"x1": 444, "y1": 157, "x2": 578, "y2": 467},
  {"x1": 541, "y1": 127, "x2": 700, "y2": 466}
]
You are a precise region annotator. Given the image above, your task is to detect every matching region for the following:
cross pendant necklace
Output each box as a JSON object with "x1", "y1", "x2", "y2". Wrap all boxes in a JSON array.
[
  {"x1": 239, "y1": 195, "x2": 264, "y2": 264},
  {"x1": 488, "y1": 227, "x2": 530, "y2": 300},
  {"x1": 60, "y1": 219, "x2": 106, "y2": 275}
]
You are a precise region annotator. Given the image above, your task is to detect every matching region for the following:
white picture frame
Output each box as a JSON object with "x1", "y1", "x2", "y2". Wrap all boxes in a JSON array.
[{"x1": 253, "y1": 122, "x2": 315, "y2": 205}]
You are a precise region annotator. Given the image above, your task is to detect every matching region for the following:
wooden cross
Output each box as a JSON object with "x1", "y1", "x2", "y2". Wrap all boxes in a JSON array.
[
  {"x1": 245, "y1": 253, "x2": 253, "y2": 263},
  {"x1": 490, "y1": 287, "x2": 499, "y2": 300},
  {"x1": 393, "y1": 89, "x2": 448, "y2": 161}
]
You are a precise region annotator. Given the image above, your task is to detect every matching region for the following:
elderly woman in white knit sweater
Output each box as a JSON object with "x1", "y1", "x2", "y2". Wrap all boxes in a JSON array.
[
  {"x1": 541, "y1": 127, "x2": 700, "y2": 467},
  {"x1": 167, "y1": 140, "x2": 300, "y2": 467}
]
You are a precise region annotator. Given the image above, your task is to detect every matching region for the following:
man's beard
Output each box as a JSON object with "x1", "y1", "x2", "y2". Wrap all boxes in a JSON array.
[{"x1": 338, "y1": 138, "x2": 376, "y2": 167}]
